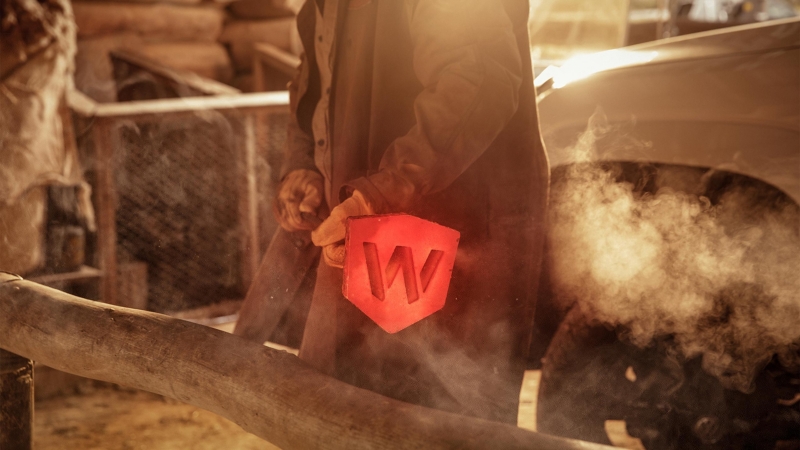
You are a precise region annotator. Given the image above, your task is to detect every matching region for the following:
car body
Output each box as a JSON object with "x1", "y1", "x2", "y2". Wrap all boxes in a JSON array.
[
  {"x1": 531, "y1": 18, "x2": 800, "y2": 449},
  {"x1": 535, "y1": 17, "x2": 800, "y2": 205}
]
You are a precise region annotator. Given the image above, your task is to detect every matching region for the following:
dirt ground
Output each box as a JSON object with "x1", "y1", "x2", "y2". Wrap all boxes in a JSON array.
[
  {"x1": 32, "y1": 370, "x2": 648, "y2": 449},
  {"x1": 32, "y1": 372, "x2": 542, "y2": 450},
  {"x1": 31, "y1": 321, "x2": 544, "y2": 449},
  {"x1": 34, "y1": 383, "x2": 278, "y2": 450}
]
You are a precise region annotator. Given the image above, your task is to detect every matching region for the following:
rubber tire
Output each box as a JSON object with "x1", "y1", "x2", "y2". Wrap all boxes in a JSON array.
[{"x1": 537, "y1": 304, "x2": 639, "y2": 445}]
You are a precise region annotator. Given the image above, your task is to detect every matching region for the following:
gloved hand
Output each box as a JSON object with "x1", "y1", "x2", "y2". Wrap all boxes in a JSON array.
[
  {"x1": 273, "y1": 169, "x2": 324, "y2": 232},
  {"x1": 311, "y1": 190, "x2": 375, "y2": 268}
]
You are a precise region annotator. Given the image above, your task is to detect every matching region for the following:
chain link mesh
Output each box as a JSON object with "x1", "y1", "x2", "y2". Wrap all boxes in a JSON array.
[{"x1": 113, "y1": 111, "x2": 287, "y2": 312}]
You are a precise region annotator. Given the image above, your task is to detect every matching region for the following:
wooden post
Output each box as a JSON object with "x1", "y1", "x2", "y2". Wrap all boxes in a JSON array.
[
  {"x1": 0, "y1": 348, "x2": 33, "y2": 450},
  {"x1": 0, "y1": 274, "x2": 619, "y2": 450},
  {"x1": 92, "y1": 118, "x2": 118, "y2": 305},
  {"x1": 237, "y1": 114, "x2": 260, "y2": 291}
]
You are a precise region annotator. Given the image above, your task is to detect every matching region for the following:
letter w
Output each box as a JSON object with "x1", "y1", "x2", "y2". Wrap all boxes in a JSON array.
[{"x1": 363, "y1": 243, "x2": 445, "y2": 303}]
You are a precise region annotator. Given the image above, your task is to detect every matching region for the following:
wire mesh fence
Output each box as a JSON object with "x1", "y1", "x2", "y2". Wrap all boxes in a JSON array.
[{"x1": 110, "y1": 109, "x2": 286, "y2": 312}]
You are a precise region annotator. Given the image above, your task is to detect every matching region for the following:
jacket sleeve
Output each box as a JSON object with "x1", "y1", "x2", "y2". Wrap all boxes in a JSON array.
[
  {"x1": 345, "y1": 0, "x2": 523, "y2": 213},
  {"x1": 280, "y1": 51, "x2": 319, "y2": 180}
]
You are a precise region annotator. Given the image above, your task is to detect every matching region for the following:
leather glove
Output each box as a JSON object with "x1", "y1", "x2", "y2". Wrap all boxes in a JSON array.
[
  {"x1": 273, "y1": 169, "x2": 324, "y2": 232},
  {"x1": 311, "y1": 190, "x2": 375, "y2": 268}
]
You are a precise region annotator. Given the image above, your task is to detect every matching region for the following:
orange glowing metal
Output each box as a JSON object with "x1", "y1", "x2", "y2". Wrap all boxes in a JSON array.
[{"x1": 343, "y1": 215, "x2": 460, "y2": 333}]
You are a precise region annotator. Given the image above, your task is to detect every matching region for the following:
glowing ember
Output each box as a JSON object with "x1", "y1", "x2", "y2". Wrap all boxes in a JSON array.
[{"x1": 343, "y1": 215, "x2": 460, "y2": 334}]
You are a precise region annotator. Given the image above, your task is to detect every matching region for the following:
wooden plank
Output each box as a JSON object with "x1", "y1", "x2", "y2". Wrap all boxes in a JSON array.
[
  {"x1": 0, "y1": 274, "x2": 621, "y2": 450},
  {"x1": 0, "y1": 348, "x2": 33, "y2": 450},
  {"x1": 233, "y1": 228, "x2": 319, "y2": 345},
  {"x1": 92, "y1": 118, "x2": 118, "y2": 306},
  {"x1": 70, "y1": 91, "x2": 289, "y2": 122}
]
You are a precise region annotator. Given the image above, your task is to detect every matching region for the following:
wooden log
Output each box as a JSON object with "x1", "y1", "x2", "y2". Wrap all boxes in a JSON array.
[
  {"x1": 0, "y1": 274, "x2": 618, "y2": 450},
  {"x1": 0, "y1": 348, "x2": 33, "y2": 450},
  {"x1": 72, "y1": 2, "x2": 225, "y2": 42}
]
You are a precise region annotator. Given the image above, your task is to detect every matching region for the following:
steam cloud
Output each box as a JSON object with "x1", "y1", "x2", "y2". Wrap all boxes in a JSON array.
[{"x1": 548, "y1": 113, "x2": 800, "y2": 393}]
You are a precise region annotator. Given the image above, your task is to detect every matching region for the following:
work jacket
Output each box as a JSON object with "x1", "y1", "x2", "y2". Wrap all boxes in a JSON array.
[{"x1": 282, "y1": 0, "x2": 550, "y2": 423}]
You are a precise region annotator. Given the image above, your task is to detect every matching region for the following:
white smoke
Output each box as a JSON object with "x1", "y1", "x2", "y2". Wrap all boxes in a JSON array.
[{"x1": 548, "y1": 113, "x2": 800, "y2": 393}]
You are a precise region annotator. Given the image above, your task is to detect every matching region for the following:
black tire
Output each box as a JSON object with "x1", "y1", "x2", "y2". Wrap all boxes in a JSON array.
[
  {"x1": 536, "y1": 304, "x2": 641, "y2": 445},
  {"x1": 537, "y1": 304, "x2": 800, "y2": 450}
]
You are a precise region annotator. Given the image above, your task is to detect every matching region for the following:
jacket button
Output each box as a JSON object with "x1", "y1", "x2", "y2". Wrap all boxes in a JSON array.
[
  {"x1": 317, "y1": 139, "x2": 325, "y2": 146},
  {"x1": 318, "y1": 35, "x2": 323, "y2": 42},
  {"x1": 325, "y1": 87, "x2": 330, "y2": 94}
]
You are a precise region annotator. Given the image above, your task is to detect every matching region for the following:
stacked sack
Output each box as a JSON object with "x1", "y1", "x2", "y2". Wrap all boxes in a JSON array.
[{"x1": 72, "y1": 0, "x2": 302, "y2": 102}]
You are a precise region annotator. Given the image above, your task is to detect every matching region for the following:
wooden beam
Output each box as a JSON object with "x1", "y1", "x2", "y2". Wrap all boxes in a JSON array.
[
  {"x1": 0, "y1": 347, "x2": 33, "y2": 450},
  {"x1": 237, "y1": 115, "x2": 261, "y2": 291},
  {"x1": 92, "y1": 118, "x2": 118, "y2": 306},
  {"x1": 69, "y1": 90, "x2": 289, "y2": 123},
  {"x1": 0, "y1": 274, "x2": 619, "y2": 450}
]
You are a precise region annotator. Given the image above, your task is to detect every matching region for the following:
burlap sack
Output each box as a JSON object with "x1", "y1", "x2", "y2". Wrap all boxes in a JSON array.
[
  {"x1": 72, "y1": 2, "x2": 225, "y2": 42},
  {"x1": 1, "y1": 0, "x2": 90, "y2": 275},
  {"x1": 1, "y1": 0, "x2": 81, "y2": 205}
]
